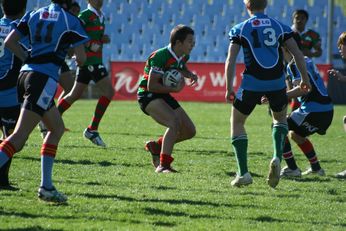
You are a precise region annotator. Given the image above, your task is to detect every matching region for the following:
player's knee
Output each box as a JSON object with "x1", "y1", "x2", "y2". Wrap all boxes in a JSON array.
[
  {"x1": 186, "y1": 124, "x2": 196, "y2": 139},
  {"x1": 167, "y1": 116, "x2": 180, "y2": 132}
]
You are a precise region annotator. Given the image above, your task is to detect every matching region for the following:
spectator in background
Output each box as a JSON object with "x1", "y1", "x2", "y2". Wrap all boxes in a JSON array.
[
  {"x1": 225, "y1": 0, "x2": 311, "y2": 188},
  {"x1": 57, "y1": 0, "x2": 114, "y2": 148},
  {"x1": 328, "y1": 31, "x2": 346, "y2": 179},
  {"x1": 0, "y1": 0, "x2": 27, "y2": 190}
]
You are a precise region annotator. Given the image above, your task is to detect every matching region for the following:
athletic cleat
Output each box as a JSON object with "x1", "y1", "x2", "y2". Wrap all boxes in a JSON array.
[
  {"x1": 336, "y1": 170, "x2": 346, "y2": 179},
  {"x1": 38, "y1": 186, "x2": 67, "y2": 203},
  {"x1": 38, "y1": 121, "x2": 48, "y2": 139},
  {"x1": 231, "y1": 172, "x2": 253, "y2": 187},
  {"x1": 83, "y1": 128, "x2": 106, "y2": 147},
  {"x1": 155, "y1": 165, "x2": 177, "y2": 173},
  {"x1": 302, "y1": 167, "x2": 325, "y2": 176},
  {"x1": 0, "y1": 184, "x2": 19, "y2": 191},
  {"x1": 280, "y1": 166, "x2": 302, "y2": 178},
  {"x1": 145, "y1": 141, "x2": 161, "y2": 168},
  {"x1": 267, "y1": 157, "x2": 281, "y2": 188}
]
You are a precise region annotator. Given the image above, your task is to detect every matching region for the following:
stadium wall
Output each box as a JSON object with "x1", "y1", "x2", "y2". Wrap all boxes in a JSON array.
[{"x1": 110, "y1": 61, "x2": 332, "y2": 102}]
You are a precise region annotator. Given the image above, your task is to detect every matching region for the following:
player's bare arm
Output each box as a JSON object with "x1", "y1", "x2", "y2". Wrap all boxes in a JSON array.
[
  {"x1": 4, "y1": 30, "x2": 28, "y2": 62},
  {"x1": 224, "y1": 43, "x2": 239, "y2": 103},
  {"x1": 285, "y1": 37, "x2": 311, "y2": 91}
]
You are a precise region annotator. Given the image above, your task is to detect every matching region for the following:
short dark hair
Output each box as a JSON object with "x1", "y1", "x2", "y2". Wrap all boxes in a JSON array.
[
  {"x1": 292, "y1": 9, "x2": 309, "y2": 21},
  {"x1": 170, "y1": 24, "x2": 194, "y2": 46},
  {"x1": 51, "y1": 0, "x2": 72, "y2": 9},
  {"x1": 70, "y1": 1, "x2": 80, "y2": 9},
  {"x1": 1, "y1": 0, "x2": 27, "y2": 16}
]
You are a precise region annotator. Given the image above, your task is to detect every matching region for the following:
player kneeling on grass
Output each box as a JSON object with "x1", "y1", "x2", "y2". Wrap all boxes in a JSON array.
[
  {"x1": 137, "y1": 24, "x2": 198, "y2": 173},
  {"x1": 279, "y1": 46, "x2": 333, "y2": 178}
]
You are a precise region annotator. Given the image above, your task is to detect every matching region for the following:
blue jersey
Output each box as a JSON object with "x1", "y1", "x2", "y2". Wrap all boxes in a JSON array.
[
  {"x1": 0, "y1": 18, "x2": 23, "y2": 107},
  {"x1": 15, "y1": 3, "x2": 89, "y2": 81},
  {"x1": 229, "y1": 13, "x2": 293, "y2": 91},
  {"x1": 286, "y1": 57, "x2": 333, "y2": 113}
]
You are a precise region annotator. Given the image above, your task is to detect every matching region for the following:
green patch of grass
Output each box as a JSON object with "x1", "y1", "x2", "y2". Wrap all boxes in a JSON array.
[{"x1": 1, "y1": 100, "x2": 345, "y2": 230}]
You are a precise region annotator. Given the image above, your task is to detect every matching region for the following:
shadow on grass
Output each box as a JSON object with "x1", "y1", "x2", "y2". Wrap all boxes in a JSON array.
[
  {"x1": 226, "y1": 171, "x2": 263, "y2": 178},
  {"x1": 79, "y1": 193, "x2": 261, "y2": 209},
  {"x1": 283, "y1": 177, "x2": 331, "y2": 183},
  {"x1": 15, "y1": 156, "x2": 145, "y2": 168},
  {"x1": 250, "y1": 215, "x2": 346, "y2": 228},
  {"x1": 3, "y1": 227, "x2": 63, "y2": 231},
  {"x1": 144, "y1": 207, "x2": 219, "y2": 219}
]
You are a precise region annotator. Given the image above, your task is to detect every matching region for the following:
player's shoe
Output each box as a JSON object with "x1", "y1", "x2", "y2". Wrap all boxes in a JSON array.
[
  {"x1": 335, "y1": 170, "x2": 346, "y2": 179},
  {"x1": 231, "y1": 172, "x2": 253, "y2": 187},
  {"x1": 38, "y1": 186, "x2": 67, "y2": 203},
  {"x1": 144, "y1": 141, "x2": 161, "y2": 168},
  {"x1": 302, "y1": 167, "x2": 325, "y2": 176},
  {"x1": 155, "y1": 164, "x2": 177, "y2": 173},
  {"x1": 267, "y1": 157, "x2": 281, "y2": 188},
  {"x1": 0, "y1": 184, "x2": 19, "y2": 191},
  {"x1": 38, "y1": 121, "x2": 48, "y2": 139},
  {"x1": 280, "y1": 166, "x2": 302, "y2": 178},
  {"x1": 83, "y1": 128, "x2": 106, "y2": 147}
]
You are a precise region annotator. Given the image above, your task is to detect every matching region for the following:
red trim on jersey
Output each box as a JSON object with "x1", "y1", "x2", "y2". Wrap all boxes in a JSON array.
[
  {"x1": 86, "y1": 52, "x2": 102, "y2": 58},
  {"x1": 85, "y1": 26, "x2": 104, "y2": 32}
]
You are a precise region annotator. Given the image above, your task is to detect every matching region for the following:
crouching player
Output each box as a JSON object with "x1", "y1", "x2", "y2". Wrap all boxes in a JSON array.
[
  {"x1": 137, "y1": 24, "x2": 198, "y2": 173},
  {"x1": 280, "y1": 47, "x2": 333, "y2": 177}
]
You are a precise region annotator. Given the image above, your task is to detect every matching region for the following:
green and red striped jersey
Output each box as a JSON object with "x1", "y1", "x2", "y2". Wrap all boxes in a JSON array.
[
  {"x1": 79, "y1": 6, "x2": 105, "y2": 66},
  {"x1": 300, "y1": 29, "x2": 321, "y2": 51},
  {"x1": 137, "y1": 45, "x2": 189, "y2": 95}
]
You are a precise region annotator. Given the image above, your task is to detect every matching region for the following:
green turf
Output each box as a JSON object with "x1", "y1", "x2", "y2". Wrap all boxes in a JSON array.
[{"x1": 1, "y1": 100, "x2": 345, "y2": 230}]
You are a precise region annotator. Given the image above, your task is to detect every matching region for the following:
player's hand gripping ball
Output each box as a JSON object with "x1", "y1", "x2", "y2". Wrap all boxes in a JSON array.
[{"x1": 162, "y1": 69, "x2": 182, "y2": 88}]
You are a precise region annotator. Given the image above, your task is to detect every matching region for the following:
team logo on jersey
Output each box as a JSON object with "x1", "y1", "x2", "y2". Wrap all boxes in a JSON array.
[
  {"x1": 40, "y1": 11, "x2": 60, "y2": 21},
  {"x1": 0, "y1": 25, "x2": 11, "y2": 37},
  {"x1": 251, "y1": 19, "x2": 271, "y2": 27}
]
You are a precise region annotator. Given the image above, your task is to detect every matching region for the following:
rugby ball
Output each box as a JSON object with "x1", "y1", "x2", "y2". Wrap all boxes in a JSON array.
[{"x1": 162, "y1": 69, "x2": 182, "y2": 87}]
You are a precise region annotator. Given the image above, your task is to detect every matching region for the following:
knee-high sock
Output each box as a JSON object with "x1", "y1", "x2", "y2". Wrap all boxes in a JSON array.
[
  {"x1": 272, "y1": 123, "x2": 288, "y2": 161},
  {"x1": 0, "y1": 140, "x2": 16, "y2": 168},
  {"x1": 282, "y1": 137, "x2": 298, "y2": 170},
  {"x1": 40, "y1": 144, "x2": 57, "y2": 189},
  {"x1": 231, "y1": 135, "x2": 248, "y2": 176},
  {"x1": 298, "y1": 139, "x2": 321, "y2": 171},
  {"x1": 88, "y1": 96, "x2": 111, "y2": 131}
]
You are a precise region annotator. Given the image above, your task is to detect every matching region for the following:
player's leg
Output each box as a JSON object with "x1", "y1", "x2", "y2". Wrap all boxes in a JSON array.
[
  {"x1": 268, "y1": 89, "x2": 289, "y2": 188},
  {"x1": 57, "y1": 70, "x2": 74, "y2": 103},
  {"x1": 38, "y1": 106, "x2": 67, "y2": 203},
  {"x1": 57, "y1": 81, "x2": 87, "y2": 114},
  {"x1": 83, "y1": 65, "x2": 114, "y2": 147},
  {"x1": 0, "y1": 105, "x2": 20, "y2": 189},
  {"x1": 174, "y1": 107, "x2": 196, "y2": 143},
  {"x1": 146, "y1": 99, "x2": 181, "y2": 173},
  {"x1": 0, "y1": 108, "x2": 41, "y2": 170}
]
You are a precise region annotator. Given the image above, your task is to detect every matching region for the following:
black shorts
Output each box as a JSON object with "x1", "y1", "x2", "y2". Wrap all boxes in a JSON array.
[
  {"x1": 76, "y1": 64, "x2": 108, "y2": 84},
  {"x1": 233, "y1": 88, "x2": 288, "y2": 115},
  {"x1": 17, "y1": 71, "x2": 57, "y2": 117},
  {"x1": 0, "y1": 105, "x2": 20, "y2": 137},
  {"x1": 287, "y1": 109, "x2": 334, "y2": 137},
  {"x1": 60, "y1": 61, "x2": 70, "y2": 73},
  {"x1": 137, "y1": 92, "x2": 181, "y2": 115}
]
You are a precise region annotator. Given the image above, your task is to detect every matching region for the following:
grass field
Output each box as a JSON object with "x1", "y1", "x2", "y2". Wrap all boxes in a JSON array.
[{"x1": 0, "y1": 100, "x2": 345, "y2": 230}]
